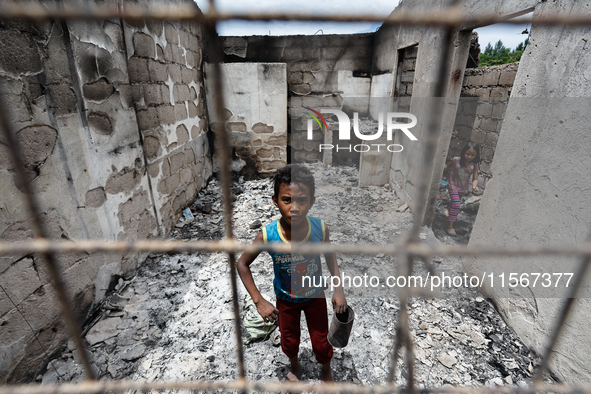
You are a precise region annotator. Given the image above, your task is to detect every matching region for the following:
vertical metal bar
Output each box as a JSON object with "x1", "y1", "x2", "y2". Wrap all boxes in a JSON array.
[
  {"x1": 0, "y1": 91, "x2": 96, "y2": 380},
  {"x1": 387, "y1": 238, "x2": 416, "y2": 391},
  {"x1": 202, "y1": 3, "x2": 247, "y2": 380}
]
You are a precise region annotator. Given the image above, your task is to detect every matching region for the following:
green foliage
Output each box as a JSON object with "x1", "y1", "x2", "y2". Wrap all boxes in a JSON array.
[{"x1": 479, "y1": 39, "x2": 529, "y2": 67}]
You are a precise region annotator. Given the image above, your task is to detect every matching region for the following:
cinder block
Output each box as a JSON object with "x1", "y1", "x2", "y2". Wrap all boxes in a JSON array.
[
  {"x1": 173, "y1": 84, "x2": 190, "y2": 103},
  {"x1": 161, "y1": 84, "x2": 170, "y2": 104},
  {"x1": 479, "y1": 160, "x2": 491, "y2": 175},
  {"x1": 127, "y1": 57, "x2": 149, "y2": 83},
  {"x1": 188, "y1": 101, "x2": 198, "y2": 118},
  {"x1": 485, "y1": 132, "x2": 499, "y2": 147},
  {"x1": 470, "y1": 129, "x2": 486, "y2": 144},
  {"x1": 174, "y1": 103, "x2": 188, "y2": 121},
  {"x1": 162, "y1": 158, "x2": 171, "y2": 177},
  {"x1": 163, "y1": 44, "x2": 174, "y2": 62},
  {"x1": 181, "y1": 67, "x2": 193, "y2": 84},
  {"x1": 143, "y1": 85, "x2": 162, "y2": 106},
  {"x1": 157, "y1": 105, "x2": 175, "y2": 125},
  {"x1": 179, "y1": 30, "x2": 190, "y2": 48},
  {"x1": 480, "y1": 117, "x2": 498, "y2": 133},
  {"x1": 148, "y1": 60, "x2": 168, "y2": 82},
  {"x1": 499, "y1": 70, "x2": 517, "y2": 86},
  {"x1": 491, "y1": 102, "x2": 507, "y2": 118},
  {"x1": 400, "y1": 71, "x2": 414, "y2": 84},
  {"x1": 490, "y1": 87, "x2": 508, "y2": 98},
  {"x1": 457, "y1": 126, "x2": 472, "y2": 139},
  {"x1": 169, "y1": 152, "x2": 185, "y2": 173},
  {"x1": 172, "y1": 45, "x2": 186, "y2": 64},
  {"x1": 474, "y1": 88, "x2": 491, "y2": 98},
  {"x1": 402, "y1": 57, "x2": 416, "y2": 72},
  {"x1": 290, "y1": 84, "x2": 311, "y2": 96},
  {"x1": 482, "y1": 146, "x2": 493, "y2": 161},
  {"x1": 482, "y1": 70, "x2": 500, "y2": 86},
  {"x1": 291, "y1": 60, "x2": 310, "y2": 72},
  {"x1": 48, "y1": 84, "x2": 77, "y2": 115},
  {"x1": 476, "y1": 102, "x2": 493, "y2": 117},
  {"x1": 167, "y1": 64, "x2": 182, "y2": 83},
  {"x1": 189, "y1": 35, "x2": 200, "y2": 51},
  {"x1": 118, "y1": 84, "x2": 142, "y2": 108},
  {"x1": 288, "y1": 72, "x2": 303, "y2": 85},
  {"x1": 137, "y1": 107, "x2": 159, "y2": 131},
  {"x1": 164, "y1": 22, "x2": 179, "y2": 45},
  {"x1": 133, "y1": 32, "x2": 155, "y2": 58},
  {"x1": 146, "y1": 20, "x2": 163, "y2": 36},
  {"x1": 466, "y1": 74, "x2": 483, "y2": 87},
  {"x1": 302, "y1": 72, "x2": 315, "y2": 84}
]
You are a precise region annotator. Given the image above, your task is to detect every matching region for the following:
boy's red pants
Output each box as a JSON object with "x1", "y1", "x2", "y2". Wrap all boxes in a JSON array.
[{"x1": 276, "y1": 297, "x2": 333, "y2": 364}]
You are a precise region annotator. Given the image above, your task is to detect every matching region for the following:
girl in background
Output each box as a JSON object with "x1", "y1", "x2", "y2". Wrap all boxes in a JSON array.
[{"x1": 444, "y1": 142, "x2": 480, "y2": 236}]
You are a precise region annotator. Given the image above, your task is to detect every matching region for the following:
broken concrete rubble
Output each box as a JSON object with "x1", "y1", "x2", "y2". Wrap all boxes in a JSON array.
[{"x1": 38, "y1": 164, "x2": 551, "y2": 389}]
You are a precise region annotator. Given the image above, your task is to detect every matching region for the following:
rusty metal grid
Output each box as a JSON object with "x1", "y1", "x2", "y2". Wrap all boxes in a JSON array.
[{"x1": 0, "y1": 1, "x2": 589, "y2": 393}]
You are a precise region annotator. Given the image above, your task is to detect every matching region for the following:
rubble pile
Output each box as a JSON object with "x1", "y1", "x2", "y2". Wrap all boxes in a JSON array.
[{"x1": 39, "y1": 164, "x2": 550, "y2": 389}]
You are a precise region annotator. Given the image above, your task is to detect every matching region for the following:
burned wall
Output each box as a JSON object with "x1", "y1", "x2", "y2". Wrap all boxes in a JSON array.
[
  {"x1": 221, "y1": 34, "x2": 374, "y2": 163},
  {"x1": 373, "y1": 0, "x2": 538, "y2": 224},
  {"x1": 465, "y1": 0, "x2": 591, "y2": 383},
  {"x1": 203, "y1": 62, "x2": 287, "y2": 177},
  {"x1": 447, "y1": 63, "x2": 518, "y2": 188},
  {"x1": 0, "y1": 2, "x2": 212, "y2": 382}
]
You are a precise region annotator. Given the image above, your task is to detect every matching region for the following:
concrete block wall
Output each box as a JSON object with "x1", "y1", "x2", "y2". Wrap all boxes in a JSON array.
[
  {"x1": 203, "y1": 62, "x2": 287, "y2": 177},
  {"x1": 221, "y1": 34, "x2": 374, "y2": 163},
  {"x1": 0, "y1": 2, "x2": 211, "y2": 382},
  {"x1": 123, "y1": 18, "x2": 211, "y2": 231},
  {"x1": 447, "y1": 63, "x2": 517, "y2": 189}
]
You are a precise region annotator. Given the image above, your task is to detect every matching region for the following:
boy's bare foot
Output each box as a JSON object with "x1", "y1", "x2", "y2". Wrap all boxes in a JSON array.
[
  {"x1": 446, "y1": 228, "x2": 457, "y2": 236},
  {"x1": 321, "y1": 363, "x2": 333, "y2": 382},
  {"x1": 287, "y1": 357, "x2": 301, "y2": 382}
]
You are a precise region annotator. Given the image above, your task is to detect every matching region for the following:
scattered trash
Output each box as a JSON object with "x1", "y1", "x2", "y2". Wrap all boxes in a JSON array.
[{"x1": 183, "y1": 208, "x2": 194, "y2": 220}]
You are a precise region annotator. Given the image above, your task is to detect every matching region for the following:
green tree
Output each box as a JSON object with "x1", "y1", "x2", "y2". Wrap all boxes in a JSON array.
[{"x1": 479, "y1": 39, "x2": 528, "y2": 66}]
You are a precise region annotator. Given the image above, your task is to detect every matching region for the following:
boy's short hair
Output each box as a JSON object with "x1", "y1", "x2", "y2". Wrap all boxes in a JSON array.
[{"x1": 272, "y1": 165, "x2": 315, "y2": 198}]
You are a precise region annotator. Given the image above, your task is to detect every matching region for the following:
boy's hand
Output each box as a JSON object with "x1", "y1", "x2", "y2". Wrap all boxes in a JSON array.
[
  {"x1": 332, "y1": 295, "x2": 347, "y2": 314},
  {"x1": 255, "y1": 298, "x2": 279, "y2": 323}
]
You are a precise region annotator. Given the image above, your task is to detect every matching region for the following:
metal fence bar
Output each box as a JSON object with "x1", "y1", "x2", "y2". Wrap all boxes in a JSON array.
[
  {"x1": 1, "y1": 378, "x2": 591, "y2": 394},
  {"x1": 0, "y1": 94, "x2": 96, "y2": 379},
  {"x1": 0, "y1": 0, "x2": 589, "y2": 392},
  {"x1": 202, "y1": 1, "x2": 247, "y2": 379},
  {"x1": 0, "y1": 3, "x2": 589, "y2": 27},
  {"x1": 1, "y1": 239, "x2": 591, "y2": 258}
]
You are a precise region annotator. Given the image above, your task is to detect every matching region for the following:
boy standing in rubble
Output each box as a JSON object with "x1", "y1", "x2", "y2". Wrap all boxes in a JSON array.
[{"x1": 237, "y1": 164, "x2": 347, "y2": 382}]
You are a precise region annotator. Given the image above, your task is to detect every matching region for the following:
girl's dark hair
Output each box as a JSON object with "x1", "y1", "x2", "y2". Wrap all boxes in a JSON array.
[
  {"x1": 272, "y1": 164, "x2": 315, "y2": 198},
  {"x1": 459, "y1": 142, "x2": 481, "y2": 167}
]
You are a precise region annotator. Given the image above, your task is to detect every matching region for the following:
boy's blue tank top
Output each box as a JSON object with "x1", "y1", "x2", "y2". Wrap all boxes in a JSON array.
[{"x1": 262, "y1": 216, "x2": 325, "y2": 303}]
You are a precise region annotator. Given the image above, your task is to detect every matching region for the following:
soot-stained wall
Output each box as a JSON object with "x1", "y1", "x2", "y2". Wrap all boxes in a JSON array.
[
  {"x1": 0, "y1": 2, "x2": 212, "y2": 382},
  {"x1": 221, "y1": 34, "x2": 374, "y2": 163}
]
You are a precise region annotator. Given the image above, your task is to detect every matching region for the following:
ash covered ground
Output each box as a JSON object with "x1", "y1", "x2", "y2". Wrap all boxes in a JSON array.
[{"x1": 40, "y1": 164, "x2": 553, "y2": 389}]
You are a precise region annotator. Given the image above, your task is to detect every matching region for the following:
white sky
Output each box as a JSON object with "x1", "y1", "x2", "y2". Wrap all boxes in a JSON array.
[{"x1": 195, "y1": 0, "x2": 530, "y2": 50}]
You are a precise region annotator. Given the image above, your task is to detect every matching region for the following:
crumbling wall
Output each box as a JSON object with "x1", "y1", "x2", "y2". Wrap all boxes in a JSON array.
[
  {"x1": 465, "y1": 0, "x2": 591, "y2": 383},
  {"x1": 373, "y1": 0, "x2": 539, "y2": 224},
  {"x1": 203, "y1": 62, "x2": 287, "y2": 177},
  {"x1": 221, "y1": 34, "x2": 374, "y2": 163},
  {"x1": 447, "y1": 63, "x2": 517, "y2": 187},
  {"x1": 0, "y1": 2, "x2": 211, "y2": 382}
]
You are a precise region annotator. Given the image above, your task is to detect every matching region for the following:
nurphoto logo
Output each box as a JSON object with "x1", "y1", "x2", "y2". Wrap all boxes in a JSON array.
[{"x1": 304, "y1": 108, "x2": 419, "y2": 153}]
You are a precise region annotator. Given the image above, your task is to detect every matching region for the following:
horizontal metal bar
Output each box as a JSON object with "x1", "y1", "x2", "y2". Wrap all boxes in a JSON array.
[
  {"x1": 1, "y1": 238, "x2": 591, "y2": 258},
  {"x1": 0, "y1": 379, "x2": 589, "y2": 394},
  {"x1": 0, "y1": 2, "x2": 588, "y2": 27}
]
